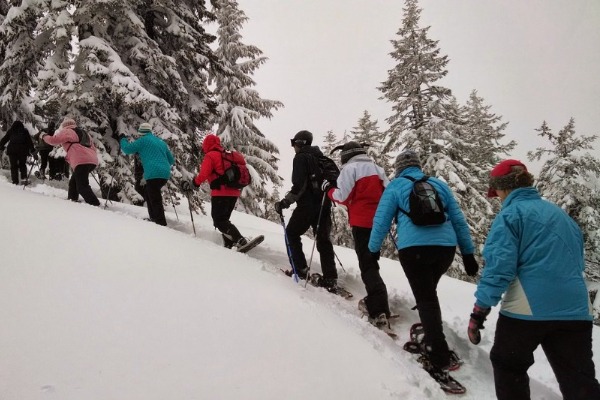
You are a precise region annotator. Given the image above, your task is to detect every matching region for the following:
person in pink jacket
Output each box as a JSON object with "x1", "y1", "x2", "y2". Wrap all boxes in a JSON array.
[{"x1": 41, "y1": 117, "x2": 100, "y2": 206}]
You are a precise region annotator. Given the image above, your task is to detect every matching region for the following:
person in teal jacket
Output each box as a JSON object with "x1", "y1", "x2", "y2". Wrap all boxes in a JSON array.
[
  {"x1": 119, "y1": 122, "x2": 174, "y2": 226},
  {"x1": 368, "y1": 150, "x2": 479, "y2": 381},
  {"x1": 468, "y1": 159, "x2": 599, "y2": 400}
]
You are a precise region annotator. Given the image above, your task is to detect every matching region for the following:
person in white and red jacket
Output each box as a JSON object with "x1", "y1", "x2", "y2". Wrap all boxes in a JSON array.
[
  {"x1": 41, "y1": 117, "x2": 100, "y2": 206},
  {"x1": 323, "y1": 141, "x2": 392, "y2": 328}
]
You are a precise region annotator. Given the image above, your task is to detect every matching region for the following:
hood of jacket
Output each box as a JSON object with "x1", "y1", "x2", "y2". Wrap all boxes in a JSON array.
[
  {"x1": 299, "y1": 145, "x2": 323, "y2": 157},
  {"x1": 202, "y1": 134, "x2": 224, "y2": 153}
]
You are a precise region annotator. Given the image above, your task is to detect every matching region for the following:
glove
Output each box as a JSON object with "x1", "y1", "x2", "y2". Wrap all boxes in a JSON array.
[
  {"x1": 118, "y1": 134, "x2": 126, "y2": 141},
  {"x1": 468, "y1": 304, "x2": 491, "y2": 345},
  {"x1": 0, "y1": 146, "x2": 5, "y2": 152},
  {"x1": 32, "y1": 152, "x2": 39, "y2": 161},
  {"x1": 274, "y1": 199, "x2": 291, "y2": 214},
  {"x1": 181, "y1": 180, "x2": 195, "y2": 193},
  {"x1": 321, "y1": 180, "x2": 333, "y2": 192},
  {"x1": 462, "y1": 254, "x2": 479, "y2": 277},
  {"x1": 370, "y1": 251, "x2": 381, "y2": 261}
]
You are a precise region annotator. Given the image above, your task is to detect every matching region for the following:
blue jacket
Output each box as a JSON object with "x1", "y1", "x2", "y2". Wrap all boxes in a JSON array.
[
  {"x1": 368, "y1": 166, "x2": 474, "y2": 255},
  {"x1": 475, "y1": 187, "x2": 592, "y2": 321},
  {"x1": 120, "y1": 133, "x2": 174, "y2": 180}
]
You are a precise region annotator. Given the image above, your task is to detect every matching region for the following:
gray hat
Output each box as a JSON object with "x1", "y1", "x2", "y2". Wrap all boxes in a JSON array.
[
  {"x1": 395, "y1": 150, "x2": 421, "y2": 174},
  {"x1": 339, "y1": 141, "x2": 367, "y2": 164}
]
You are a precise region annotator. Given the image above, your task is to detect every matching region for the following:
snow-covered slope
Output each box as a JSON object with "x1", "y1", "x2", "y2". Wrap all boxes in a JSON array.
[{"x1": 0, "y1": 175, "x2": 594, "y2": 399}]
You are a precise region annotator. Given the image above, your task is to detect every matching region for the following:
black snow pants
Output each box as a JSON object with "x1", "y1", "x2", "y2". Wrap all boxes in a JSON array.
[
  {"x1": 211, "y1": 196, "x2": 244, "y2": 248},
  {"x1": 68, "y1": 164, "x2": 100, "y2": 206},
  {"x1": 491, "y1": 314, "x2": 600, "y2": 400},
  {"x1": 353, "y1": 226, "x2": 390, "y2": 318},
  {"x1": 398, "y1": 245, "x2": 456, "y2": 370},
  {"x1": 285, "y1": 199, "x2": 336, "y2": 280},
  {"x1": 8, "y1": 153, "x2": 27, "y2": 184},
  {"x1": 145, "y1": 178, "x2": 168, "y2": 226}
]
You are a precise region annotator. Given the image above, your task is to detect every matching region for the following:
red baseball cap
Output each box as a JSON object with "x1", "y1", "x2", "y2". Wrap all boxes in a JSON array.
[{"x1": 487, "y1": 159, "x2": 527, "y2": 197}]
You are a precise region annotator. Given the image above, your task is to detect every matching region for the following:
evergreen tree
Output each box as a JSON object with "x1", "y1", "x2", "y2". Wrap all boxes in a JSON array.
[
  {"x1": 350, "y1": 110, "x2": 392, "y2": 176},
  {"x1": 528, "y1": 118, "x2": 600, "y2": 284},
  {"x1": 212, "y1": 0, "x2": 283, "y2": 216},
  {"x1": 0, "y1": 1, "x2": 222, "y2": 210},
  {"x1": 379, "y1": 0, "x2": 493, "y2": 280}
]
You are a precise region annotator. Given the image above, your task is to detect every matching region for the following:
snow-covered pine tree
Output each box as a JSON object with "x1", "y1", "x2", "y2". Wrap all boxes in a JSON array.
[
  {"x1": 211, "y1": 0, "x2": 283, "y2": 216},
  {"x1": 379, "y1": 0, "x2": 492, "y2": 280},
  {"x1": 527, "y1": 119, "x2": 600, "y2": 285},
  {"x1": 0, "y1": 1, "x2": 221, "y2": 210},
  {"x1": 0, "y1": 0, "x2": 47, "y2": 127},
  {"x1": 350, "y1": 110, "x2": 393, "y2": 176}
]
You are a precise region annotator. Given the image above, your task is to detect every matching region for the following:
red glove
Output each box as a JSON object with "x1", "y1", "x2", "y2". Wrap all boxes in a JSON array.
[{"x1": 468, "y1": 304, "x2": 491, "y2": 345}]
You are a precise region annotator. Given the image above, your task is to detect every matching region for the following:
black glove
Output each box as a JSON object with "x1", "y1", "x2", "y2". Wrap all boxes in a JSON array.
[
  {"x1": 321, "y1": 180, "x2": 333, "y2": 192},
  {"x1": 370, "y1": 251, "x2": 381, "y2": 261},
  {"x1": 118, "y1": 134, "x2": 127, "y2": 141},
  {"x1": 274, "y1": 199, "x2": 291, "y2": 214},
  {"x1": 181, "y1": 180, "x2": 195, "y2": 193},
  {"x1": 462, "y1": 254, "x2": 479, "y2": 277},
  {"x1": 0, "y1": 146, "x2": 5, "y2": 152},
  {"x1": 32, "y1": 152, "x2": 39, "y2": 161},
  {"x1": 468, "y1": 304, "x2": 491, "y2": 345}
]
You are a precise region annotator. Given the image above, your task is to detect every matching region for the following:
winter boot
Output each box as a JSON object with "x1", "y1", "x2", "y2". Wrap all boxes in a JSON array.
[
  {"x1": 284, "y1": 266, "x2": 308, "y2": 280},
  {"x1": 358, "y1": 297, "x2": 369, "y2": 315},
  {"x1": 369, "y1": 313, "x2": 391, "y2": 330},
  {"x1": 234, "y1": 237, "x2": 248, "y2": 250}
]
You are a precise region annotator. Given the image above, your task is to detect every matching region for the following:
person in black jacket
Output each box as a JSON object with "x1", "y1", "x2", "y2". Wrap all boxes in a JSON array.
[
  {"x1": 0, "y1": 120, "x2": 36, "y2": 185},
  {"x1": 275, "y1": 130, "x2": 338, "y2": 291},
  {"x1": 33, "y1": 121, "x2": 56, "y2": 179}
]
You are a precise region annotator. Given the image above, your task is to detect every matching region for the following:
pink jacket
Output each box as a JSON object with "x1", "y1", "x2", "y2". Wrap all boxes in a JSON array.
[{"x1": 43, "y1": 127, "x2": 98, "y2": 168}]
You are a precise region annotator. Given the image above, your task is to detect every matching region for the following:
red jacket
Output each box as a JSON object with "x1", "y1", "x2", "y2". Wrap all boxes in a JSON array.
[
  {"x1": 327, "y1": 154, "x2": 388, "y2": 228},
  {"x1": 193, "y1": 134, "x2": 241, "y2": 197}
]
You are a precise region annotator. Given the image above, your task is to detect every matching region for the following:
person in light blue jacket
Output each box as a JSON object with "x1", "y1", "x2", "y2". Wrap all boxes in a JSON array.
[
  {"x1": 368, "y1": 150, "x2": 479, "y2": 381},
  {"x1": 119, "y1": 122, "x2": 174, "y2": 226},
  {"x1": 468, "y1": 159, "x2": 599, "y2": 400}
]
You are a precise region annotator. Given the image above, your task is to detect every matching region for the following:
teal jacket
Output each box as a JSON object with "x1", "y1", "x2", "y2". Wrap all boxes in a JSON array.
[
  {"x1": 475, "y1": 187, "x2": 592, "y2": 321},
  {"x1": 120, "y1": 133, "x2": 174, "y2": 180},
  {"x1": 368, "y1": 166, "x2": 474, "y2": 255}
]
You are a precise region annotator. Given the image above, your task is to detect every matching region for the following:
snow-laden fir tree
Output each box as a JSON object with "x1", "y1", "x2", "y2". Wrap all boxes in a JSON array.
[
  {"x1": 379, "y1": 0, "x2": 494, "y2": 280},
  {"x1": 350, "y1": 110, "x2": 393, "y2": 177},
  {"x1": 211, "y1": 0, "x2": 283, "y2": 216},
  {"x1": 527, "y1": 119, "x2": 600, "y2": 282},
  {"x1": 0, "y1": 1, "x2": 221, "y2": 210}
]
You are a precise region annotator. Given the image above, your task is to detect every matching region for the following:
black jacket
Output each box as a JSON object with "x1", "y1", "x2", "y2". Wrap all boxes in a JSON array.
[
  {"x1": 0, "y1": 121, "x2": 34, "y2": 156},
  {"x1": 284, "y1": 145, "x2": 329, "y2": 207}
]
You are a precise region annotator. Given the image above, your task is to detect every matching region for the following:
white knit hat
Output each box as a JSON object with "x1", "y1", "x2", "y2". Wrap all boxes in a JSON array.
[{"x1": 138, "y1": 122, "x2": 152, "y2": 133}]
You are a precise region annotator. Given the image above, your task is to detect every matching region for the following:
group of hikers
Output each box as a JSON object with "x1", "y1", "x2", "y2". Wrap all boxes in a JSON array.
[
  {"x1": 1, "y1": 121, "x2": 599, "y2": 399},
  {"x1": 272, "y1": 130, "x2": 599, "y2": 399}
]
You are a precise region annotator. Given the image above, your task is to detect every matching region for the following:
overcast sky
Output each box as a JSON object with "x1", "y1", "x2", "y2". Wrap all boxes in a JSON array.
[{"x1": 236, "y1": 0, "x2": 600, "y2": 180}]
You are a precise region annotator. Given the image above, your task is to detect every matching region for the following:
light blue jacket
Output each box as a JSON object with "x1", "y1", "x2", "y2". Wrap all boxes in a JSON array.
[
  {"x1": 120, "y1": 133, "x2": 174, "y2": 180},
  {"x1": 475, "y1": 187, "x2": 592, "y2": 321},
  {"x1": 368, "y1": 167, "x2": 474, "y2": 255}
]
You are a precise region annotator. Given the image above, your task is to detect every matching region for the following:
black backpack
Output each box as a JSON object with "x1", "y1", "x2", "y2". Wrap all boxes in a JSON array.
[
  {"x1": 210, "y1": 150, "x2": 251, "y2": 190},
  {"x1": 308, "y1": 154, "x2": 340, "y2": 192},
  {"x1": 399, "y1": 176, "x2": 446, "y2": 226},
  {"x1": 66, "y1": 127, "x2": 92, "y2": 151}
]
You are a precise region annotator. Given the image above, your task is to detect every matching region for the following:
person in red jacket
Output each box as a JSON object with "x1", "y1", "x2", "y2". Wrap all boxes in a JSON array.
[
  {"x1": 183, "y1": 134, "x2": 248, "y2": 249},
  {"x1": 323, "y1": 142, "x2": 392, "y2": 328}
]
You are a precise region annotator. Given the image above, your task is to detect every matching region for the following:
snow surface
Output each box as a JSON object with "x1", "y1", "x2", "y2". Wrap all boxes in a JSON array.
[{"x1": 0, "y1": 173, "x2": 598, "y2": 400}]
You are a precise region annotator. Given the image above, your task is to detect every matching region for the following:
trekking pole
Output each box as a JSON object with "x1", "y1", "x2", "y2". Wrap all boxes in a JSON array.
[
  {"x1": 304, "y1": 192, "x2": 328, "y2": 288},
  {"x1": 332, "y1": 249, "x2": 346, "y2": 273},
  {"x1": 103, "y1": 173, "x2": 116, "y2": 209},
  {"x1": 279, "y1": 211, "x2": 299, "y2": 283},
  {"x1": 23, "y1": 156, "x2": 38, "y2": 190},
  {"x1": 186, "y1": 192, "x2": 196, "y2": 236},
  {"x1": 167, "y1": 186, "x2": 179, "y2": 221}
]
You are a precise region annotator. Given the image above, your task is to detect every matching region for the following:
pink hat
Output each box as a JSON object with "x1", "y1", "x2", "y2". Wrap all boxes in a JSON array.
[{"x1": 61, "y1": 118, "x2": 77, "y2": 129}]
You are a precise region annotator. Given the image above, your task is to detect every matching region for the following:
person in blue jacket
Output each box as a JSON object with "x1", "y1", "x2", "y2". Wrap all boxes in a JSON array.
[
  {"x1": 119, "y1": 122, "x2": 174, "y2": 226},
  {"x1": 468, "y1": 159, "x2": 600, "y2": 400},
  {"x1": 368, "y1": 150, "x2": 479, "y2": 380}
]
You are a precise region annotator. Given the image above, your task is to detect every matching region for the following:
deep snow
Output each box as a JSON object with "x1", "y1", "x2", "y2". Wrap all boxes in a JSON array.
[{"x1": 0, "y1": 173, "x2": 597, "y2": 399}]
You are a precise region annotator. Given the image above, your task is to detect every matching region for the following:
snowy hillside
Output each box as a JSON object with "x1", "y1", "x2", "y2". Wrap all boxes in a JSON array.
[{"x1": 0, "y1": 174, "x2": 596, "y2": 400}]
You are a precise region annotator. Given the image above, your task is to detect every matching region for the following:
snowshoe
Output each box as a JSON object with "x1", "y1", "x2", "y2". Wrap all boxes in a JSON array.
[
  {"x1": 403, "y1": 322, "x2": 463, "y2": 371},
  {"x1": 358, "y1": 298, "x2": 398, "y2": 339},
  {"x1": 236, "y1": 235, "x2": 264, "y2": 254},
  {"x1": 308, "y1": 273, "x2": 353, "y2": 300},
  {"x1": 417, "y1": 355, "x2": 466, "y2": 395}
]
